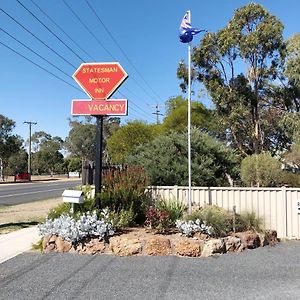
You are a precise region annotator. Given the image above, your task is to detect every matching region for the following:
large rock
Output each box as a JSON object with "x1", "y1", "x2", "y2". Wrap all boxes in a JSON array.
[
  {"x1": 201, "y1": 238, "x2": 226, "y2": 257},
  {"x1": 225, "y1": 236, "x2": 245, "y2": 252},
  {"x1": 43, "y1": 235, "x2": 57, "y2": 253},
  {"x1": 266, "y1": 230, "x2": 278, "y2": 246},
  {"x1": 109, "y1": 236, "x2": 142, "y2": 256},
  {"x1": 235, "y1": 231, "x2": 261, "y2": 249},
  {"x1": 56, "y1": 236, "x2": 72, "y2": 253},
  {"x1": 173, "y1": 239, "x2": 202, "y2": 257},
  {"x1": 144, "y1": 237, "x2": 171, "y2": 256},
  {"x1": 75, "y1": 237, "x2": 106, "y2": 254}
]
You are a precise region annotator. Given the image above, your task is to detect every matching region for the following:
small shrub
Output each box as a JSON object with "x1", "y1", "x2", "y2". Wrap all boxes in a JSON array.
[
  {"x1": 47, "y1": 202, "x2": 71, "y2": 220},
  {"x1": 154, "y1": 198, "x2": 186, "y2": 225},
  {"x1": 236, "y1": 211, "x2": 264, "y2": 232},
  {"x1": 38, "y1": 211, "x2": 114, "y2": 243},
  {"x1": 176, "y1": 219, "x2": 214, "y2": 237},
  {"x1": 184, "y1": 205, "x2": 233, "y2": 237},
  {"x1": 101, "y1": 167, "x2": 150, "y2": 224},
  {"x1": 145, "y1": 206, "x2": 171, "y2": 233},
  {"x1": 109, "y1": 206, "x2": 135, "y2": 231}
]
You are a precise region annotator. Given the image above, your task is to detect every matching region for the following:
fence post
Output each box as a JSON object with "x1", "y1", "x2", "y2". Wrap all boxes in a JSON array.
[
  {"x1": 174, "y1": 185, "x2": 178, "y2": 203},
  {"x1": 282, "y1": 186, "x2": 288, "y2": 238}
]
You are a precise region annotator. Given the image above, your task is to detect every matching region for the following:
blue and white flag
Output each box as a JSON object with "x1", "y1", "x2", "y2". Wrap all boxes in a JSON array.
[{"x1": 179, "y1": 11, "x2": 202, "y2": 43}]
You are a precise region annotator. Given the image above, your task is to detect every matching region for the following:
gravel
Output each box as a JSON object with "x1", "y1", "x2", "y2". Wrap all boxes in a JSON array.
[{"x1": 0, "y1": 240, "x2": 299, "y2": 299}]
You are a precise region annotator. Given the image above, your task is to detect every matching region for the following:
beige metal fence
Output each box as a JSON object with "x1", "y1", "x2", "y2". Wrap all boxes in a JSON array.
[{"x1": 149, "y1": 186, "x2": 300, "y2": 239}]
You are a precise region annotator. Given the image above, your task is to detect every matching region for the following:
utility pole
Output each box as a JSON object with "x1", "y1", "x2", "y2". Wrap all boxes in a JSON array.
[
  {"x1": 152, "y1": 104, "x2": 163, "y2": 125},
  {"x1": 24, "y1": 121, "x2": 37, "y2": 180},
  {"x1": 0, "y1": 158, "x2": 3, "y2": 181}
]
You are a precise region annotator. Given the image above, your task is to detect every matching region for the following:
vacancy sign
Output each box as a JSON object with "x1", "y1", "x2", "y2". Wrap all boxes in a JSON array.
[
  {"x1": 73, "y1": 62, "x2": 128, "y2": 100},
  {"x1": 72, "y1": 99, "x2": 127, "y2": 116}
]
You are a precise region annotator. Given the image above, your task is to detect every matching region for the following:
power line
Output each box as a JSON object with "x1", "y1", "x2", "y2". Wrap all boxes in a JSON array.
[
  {"x1": 84, "y1": 0, "x2": 163, "y2": 104},
  {"x1": 0, "y1": 40, "x2": 84, "y2": 93},
  {"x1": 0, "y1": 7, "x2": 76, "y2": 69},
  {"x1": 29, "y1": 0, "x2": 95, "y2": 61},
  {"x1": 16, "y1": 0, "x2": 85, "y2": 62},
  {"x1": 116, "y1": 90, "x2": 156, "y2": 121},
  {"x1": 61, "y1": 0, "x2": 116, "y2": 61},
  {"x1": 0, "y1": 26, "x2": 70, "y2": 78}
]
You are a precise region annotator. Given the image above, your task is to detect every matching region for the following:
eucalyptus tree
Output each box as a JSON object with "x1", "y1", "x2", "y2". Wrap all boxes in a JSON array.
[{"x1": 178, "y1": 3, "x2": 286, "y2": 156}]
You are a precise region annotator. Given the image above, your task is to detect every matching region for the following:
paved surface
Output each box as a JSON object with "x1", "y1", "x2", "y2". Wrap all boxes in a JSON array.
[
  {"x1": 0, "y1": 179, "x2": 81, "y2": 205},
  {"x1": 0, "y1": 238, "x2": 300, "y2": 299},
  {"x1": 0, "y1": 226, "x2": 40, "y2": 264}
]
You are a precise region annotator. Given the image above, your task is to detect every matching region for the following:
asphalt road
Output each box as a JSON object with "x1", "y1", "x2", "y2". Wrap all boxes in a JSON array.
[
  {"x1": 0, "y1": 241, "x2": 300, "y2": 299},
  {"x1": 0, "y1": 180, "x2": 81, "y2": 206}
]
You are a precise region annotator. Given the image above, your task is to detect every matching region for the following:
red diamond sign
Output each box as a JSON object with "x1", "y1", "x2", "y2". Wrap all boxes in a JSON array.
[{"x1": 73, "y1": 62, "x2": 128, "y2": 99}]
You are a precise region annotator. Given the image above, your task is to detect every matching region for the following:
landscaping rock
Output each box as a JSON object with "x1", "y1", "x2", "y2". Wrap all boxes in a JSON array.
[
  {"x1": 43, "y1": 235, "x2": 57, "y2": 253},
  {"x1": 265, "y1": 230, "x2": 278, "y2": 246},
  {"x1": 56, "y1": 236, "x2": 72, "y2": 253},
  {"x1": 235, "y1": 231, "x2": 261, "y2": 249},
  {"x1": 225, "y1": 236, "x2": 245, "y2": 252},
  {"x1": 144, "y1": 237, "x2": 171, "y2": 256},
  {"x1": 42, "y1": 234, "x2": 52, "y2": 250},
  {"x1": 173, "y1": 239, "x2": 202, "y2": 257},
  {"x1": 85, "y1": 238, "x2": 106, "y2": 254},
  {"x1": 201, "y1": 238, "x2": 226, "y2": 257},
  {"x1": 109, "y1": 236, "x2": 142, "y2": 256}
]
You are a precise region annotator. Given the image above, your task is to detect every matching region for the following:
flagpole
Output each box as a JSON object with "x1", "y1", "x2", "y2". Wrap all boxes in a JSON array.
[{"x1": 187, "y1": 10, "x2": 192, "y2": 214}]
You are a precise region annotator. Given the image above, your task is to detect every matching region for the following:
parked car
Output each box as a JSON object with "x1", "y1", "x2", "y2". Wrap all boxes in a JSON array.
[{"x1": 14, "y1": 172, "x2": 31, "y2": 181}]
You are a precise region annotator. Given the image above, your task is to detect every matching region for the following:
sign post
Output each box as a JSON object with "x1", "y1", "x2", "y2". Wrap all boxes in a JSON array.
[{"x1": 71, "y1": 62, "x2": 128, "y2": 208}]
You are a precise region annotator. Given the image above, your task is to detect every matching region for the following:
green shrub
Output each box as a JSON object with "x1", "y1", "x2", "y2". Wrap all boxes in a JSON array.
[
  {"x1": 47, "y1": 202, "x2": 71, "y2": 220},
  {"x1": 184, "y1": 205, "x2": 232, "y2": 237},
  {"x1": 100, "y1": 167, "x2": 150, "y2": 224},
  {"x1": 109, "y1": 206, "x2": 135, "y2": 231},
  {"x1": 236, "y1": 211, "x2": 264, "y2": 232},
  {"x1": 154, "y1": 198, "x2": 186, "y2": 225},
  {"x1": 241, "y1": 153, "x2": 282, "y2": 187}
]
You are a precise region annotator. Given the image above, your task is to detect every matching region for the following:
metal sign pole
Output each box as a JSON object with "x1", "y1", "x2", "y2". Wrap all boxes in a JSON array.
[{"x1": 95, "y1": 115, "x2": 104, "y2": 208}]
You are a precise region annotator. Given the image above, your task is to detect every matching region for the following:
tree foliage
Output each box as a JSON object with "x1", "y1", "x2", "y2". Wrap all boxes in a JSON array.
[
  {"x1": 107, "y1": 120, "x2": 161, "y2": 164},
  {"x1": 240, "y1": 153, "x2": 282, "y2": 187},
  {"x1": 0, "y1": 114, "x2": 23, "y2": 175},
  {"x1": 162, "y1": 95, "x2": 215, "y2": 133},
  {"x1": 178, "y1": 3, "x2": 287, "y2": 156},
  {"x1": 127, "y1": 129, "x2": 239, "y2": 186},
  {"x1": 65, "y1": 117, "x2": 120, "y2": 163},
  {"x1": 31, "y1": 133, "x2": 64, "y2": 175}
]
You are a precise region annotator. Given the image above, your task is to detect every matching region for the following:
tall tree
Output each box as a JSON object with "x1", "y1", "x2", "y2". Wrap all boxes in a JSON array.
[
  {"x1": 178, "y1": 3, "x2": 286, "y2": 156},
  {"x1": 107, "y1": 120, "x2": 161, "y2": 164},
  {"x1": 162, "y1": 96, "x2": 215, "y2": 133},
  {"x1": 0, "y1": 115, "x2": 23, "y2": 176},
  {"x1": 31, "y1": 133, "x2": 64, "y2": 175},
  {"x1": 65, "y1": 117, "x2": 120, "y2": 163}
]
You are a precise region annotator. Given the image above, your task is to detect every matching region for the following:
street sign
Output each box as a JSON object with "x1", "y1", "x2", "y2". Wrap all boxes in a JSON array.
[
  {"x1": 72, "y1": 99, "x2": 128, "y2": 116},
  {"x1": 73, "y1": 62, "x2": 128, "y2": 99}
]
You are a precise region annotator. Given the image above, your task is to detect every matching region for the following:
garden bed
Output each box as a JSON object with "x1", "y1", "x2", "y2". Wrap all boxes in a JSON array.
[{"x1": 42, "y1": 227, "x2": 278, "y2": 257}]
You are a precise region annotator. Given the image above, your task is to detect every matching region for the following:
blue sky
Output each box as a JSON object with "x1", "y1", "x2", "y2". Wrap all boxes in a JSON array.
[{"x1": 0, "y1": 0, "x2": 299, "y2": 141}]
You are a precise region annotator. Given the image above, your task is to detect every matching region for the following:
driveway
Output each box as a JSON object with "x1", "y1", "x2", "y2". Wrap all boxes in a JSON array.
[{"x1": 0, "y1": 241, "x2": 299, "y2": 299}]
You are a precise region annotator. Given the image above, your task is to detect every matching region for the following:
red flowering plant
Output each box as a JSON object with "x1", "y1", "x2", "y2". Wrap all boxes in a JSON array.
[{"x1": 145, "y1": 206, "x2": 172, "y2": 233}]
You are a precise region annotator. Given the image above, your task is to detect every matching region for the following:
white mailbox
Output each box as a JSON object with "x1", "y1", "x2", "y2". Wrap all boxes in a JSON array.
[{"x1": 62, "y1": 190, "x2": 83, "y2": 204}]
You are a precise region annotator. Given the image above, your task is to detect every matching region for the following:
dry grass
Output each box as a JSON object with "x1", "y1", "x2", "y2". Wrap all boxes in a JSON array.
[{"x1": 0, "y1": 197, "x2": 61, "y2": 234}]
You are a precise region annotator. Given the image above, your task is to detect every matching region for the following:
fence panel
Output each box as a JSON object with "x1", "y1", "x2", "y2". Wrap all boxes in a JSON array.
[{"x1": 148, "y1": 186, "x2": 300, "y2": 239}]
